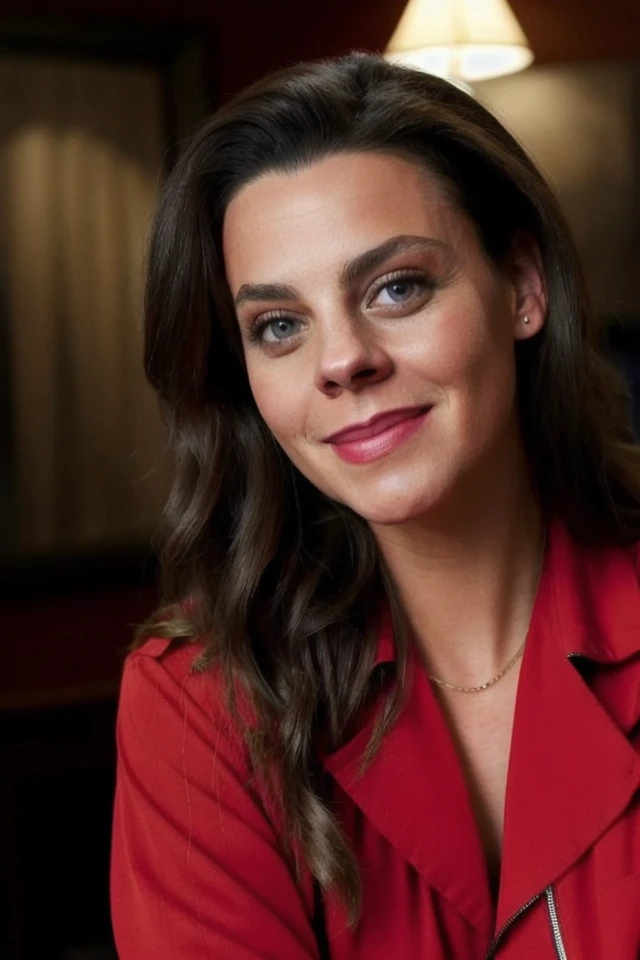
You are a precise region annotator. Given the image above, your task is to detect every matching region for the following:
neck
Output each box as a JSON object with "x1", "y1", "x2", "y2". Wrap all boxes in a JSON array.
[{"x1": 372, "y1": 438, "x2": 545, "y2": 686}]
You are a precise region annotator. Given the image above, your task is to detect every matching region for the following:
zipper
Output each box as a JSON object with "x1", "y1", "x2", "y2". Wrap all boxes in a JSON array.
[
  {"x1": 484, "y1": 885, "x2": 569, "y2": 959},
  {"x1": 484, "y1": 893, "x2": 541, "y2": 959},
  {"x1": 545, "y1": 885, "x2": 569, "y2": 960}
]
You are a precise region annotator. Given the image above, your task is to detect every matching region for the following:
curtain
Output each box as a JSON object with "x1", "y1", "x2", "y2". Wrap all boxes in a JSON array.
[{"x1": 0, "y1": 56, "x2": 169, "y2": 554}]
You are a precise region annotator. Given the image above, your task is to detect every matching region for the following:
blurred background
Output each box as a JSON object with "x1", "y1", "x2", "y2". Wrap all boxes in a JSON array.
[{"x1": 0, "y1": 0, "x2": 639, "y2": 956}]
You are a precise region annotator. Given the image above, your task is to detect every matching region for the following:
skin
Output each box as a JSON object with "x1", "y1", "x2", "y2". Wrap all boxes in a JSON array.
[{"x1": 222, "y1": 151, "x2": 548, "y2": 888}]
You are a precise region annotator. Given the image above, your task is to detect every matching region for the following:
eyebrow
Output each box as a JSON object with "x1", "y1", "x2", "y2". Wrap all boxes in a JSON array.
[{"x1": 233, "y1": 234, "x2": 446, "y2": 308}]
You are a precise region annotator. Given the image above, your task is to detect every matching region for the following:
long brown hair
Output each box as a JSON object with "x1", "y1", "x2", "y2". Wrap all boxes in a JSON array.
[{"x1": 140, "y1": 53, "x2": 640, "y2": 927}]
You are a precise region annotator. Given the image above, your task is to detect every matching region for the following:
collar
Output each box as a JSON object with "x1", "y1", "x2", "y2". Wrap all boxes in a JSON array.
[
  {"x1": 322, "y1": 518, "x2": 640, "y2": 940},
  {"x1": 548, "y1": 519, "x2": 640, "y2": 663},
  {"x1": 497, "y1": 520, "x2": 640, "y2": 928},
  {"x1": 369, "y1": 519, "x2": 640, "y2": 668}
]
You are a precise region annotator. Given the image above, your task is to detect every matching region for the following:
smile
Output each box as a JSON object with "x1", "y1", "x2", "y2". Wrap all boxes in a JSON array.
[{"x1": 325, "y1": 405, "x2": 432, "y2": 465}]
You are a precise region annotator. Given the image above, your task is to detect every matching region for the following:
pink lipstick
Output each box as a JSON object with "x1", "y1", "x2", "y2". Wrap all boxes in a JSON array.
[{"x1": 325, "y1": 405, "x2": 432, "y2": 465}]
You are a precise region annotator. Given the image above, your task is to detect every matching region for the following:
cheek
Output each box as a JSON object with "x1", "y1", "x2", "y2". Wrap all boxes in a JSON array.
[
  {"x1": 419, "y1": 302, "x2": 517, "y2": 434},
  {"x1": 454, "y1": 328, "x2": 518, "y2": 439},
  {"x1": 406, "y1": 306, "x2": 509, "y2": 389},
  {"x1": 246, "y1": 363, "x2": 309, "y2": 448},
  {"x1": 246, "y1": 362, "x2": 342, "y2": 498}
]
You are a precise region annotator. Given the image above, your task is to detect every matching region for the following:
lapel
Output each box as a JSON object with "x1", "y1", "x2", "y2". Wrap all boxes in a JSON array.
[
  {"x1": 322, "y1": 619, "x2": 494, "y2": 941},
  {"x1": 321, "y1": 521, "x2": 640, "y2": 940},
  {"x1": 496, "y1": 520, "x2": 640, "y2": 930}
]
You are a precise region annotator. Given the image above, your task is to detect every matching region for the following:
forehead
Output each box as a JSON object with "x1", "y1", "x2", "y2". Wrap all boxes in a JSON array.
[{"x1": 222, "y1": 152, "x2": 468, "y2": 290}]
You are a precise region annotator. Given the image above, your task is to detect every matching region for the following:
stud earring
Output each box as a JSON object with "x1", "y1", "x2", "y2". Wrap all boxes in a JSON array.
[{"x1": 522, "y1": 315, "x2": 530, "y2": 324}]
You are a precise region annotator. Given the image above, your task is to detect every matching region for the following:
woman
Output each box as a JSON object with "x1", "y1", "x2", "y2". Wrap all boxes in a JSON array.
[{"x1": 110, "y1": 53, "x2": 640, "y2": 959}]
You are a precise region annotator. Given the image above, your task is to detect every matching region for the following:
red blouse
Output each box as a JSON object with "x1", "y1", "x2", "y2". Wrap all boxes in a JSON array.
[{"x1": 111, "y1": 520, "x2": 640, "y2": 958}]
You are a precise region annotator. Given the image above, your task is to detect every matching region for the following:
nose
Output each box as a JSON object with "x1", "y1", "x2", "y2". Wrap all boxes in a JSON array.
[{"x1": 314, "y1": 316, "x2": 393, "y2": 397}]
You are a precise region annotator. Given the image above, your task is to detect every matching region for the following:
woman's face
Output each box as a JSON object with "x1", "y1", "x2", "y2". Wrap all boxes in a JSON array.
[{"x1": 222, "y1": 151, "x2": 545, "y2": 527}]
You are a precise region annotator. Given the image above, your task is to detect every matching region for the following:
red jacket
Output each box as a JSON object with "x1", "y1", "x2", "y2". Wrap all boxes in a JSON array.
[{"x1": 111, "y1": 520, "x2": 640, "y2": 958}]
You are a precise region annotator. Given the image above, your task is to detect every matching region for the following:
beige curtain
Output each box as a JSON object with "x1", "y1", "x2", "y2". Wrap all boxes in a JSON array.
[{"x1": 0, "y1": 57, "x2": 169, "y2": 554}]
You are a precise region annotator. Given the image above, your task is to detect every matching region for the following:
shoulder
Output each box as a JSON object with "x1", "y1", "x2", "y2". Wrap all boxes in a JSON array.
[
  {"x1": 123, "y1": 634, "x2": 216, "y2": 699},
  {"x1": 117, "y1": 636, "x2": 251, "y2": 774},
  {"x1": 112, "y1": 639, "x2": 319, "y2": 957},
  {"x1": 121, "y1": 635, "x2": 221, "y2": 716}
]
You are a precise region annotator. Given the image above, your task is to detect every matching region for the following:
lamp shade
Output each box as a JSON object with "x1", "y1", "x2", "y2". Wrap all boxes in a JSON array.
[{"x1": 385, "y1": 0, "x2": 534, "y2": 83}]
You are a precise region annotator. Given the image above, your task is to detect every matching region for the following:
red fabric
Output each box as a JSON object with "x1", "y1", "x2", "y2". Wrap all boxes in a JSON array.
[{"x1": 111, "y1": 520, "x2": 640, "y2": 958}]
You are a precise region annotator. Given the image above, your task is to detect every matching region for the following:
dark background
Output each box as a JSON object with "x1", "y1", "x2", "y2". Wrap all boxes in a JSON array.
[{"x1": 1, "y1": 1, "x2": 639, "y2": 957}]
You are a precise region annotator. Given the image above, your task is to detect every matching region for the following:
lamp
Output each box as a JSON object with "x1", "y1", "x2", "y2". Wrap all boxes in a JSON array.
[{"x1": 385, "y1": 0, "x2": 534, "y2": 85}]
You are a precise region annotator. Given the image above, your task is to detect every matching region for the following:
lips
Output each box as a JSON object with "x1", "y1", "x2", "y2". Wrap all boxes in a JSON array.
[{"x1": 324, "y1": 405, "x2": 432, "y2": 445}]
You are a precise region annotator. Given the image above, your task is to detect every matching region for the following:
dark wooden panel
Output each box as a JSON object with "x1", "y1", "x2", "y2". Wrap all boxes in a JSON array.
[
  {"x1": 0, "y1": 0, "x2": 637, "y2": 101},
  {"x1": 1, "y1": 581, "x2": 156, "y2": 708}
]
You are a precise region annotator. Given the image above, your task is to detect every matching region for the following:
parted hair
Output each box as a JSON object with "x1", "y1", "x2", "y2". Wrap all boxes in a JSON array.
[{"x1": 139, "y1": 52, "x2": 640, "y2": 928}]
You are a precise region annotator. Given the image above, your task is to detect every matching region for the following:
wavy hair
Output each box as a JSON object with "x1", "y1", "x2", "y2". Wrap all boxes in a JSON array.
[{"x1": 139, "y1": 53, "x2": 640, "y2": 927}]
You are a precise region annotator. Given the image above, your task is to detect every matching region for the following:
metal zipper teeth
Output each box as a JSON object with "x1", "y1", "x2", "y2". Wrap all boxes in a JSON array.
[
  {"x1": 546, "y1": 886, "x2": 569, "y2": 960},
  {"x1": 484, "y1": 893, "x2": 542, "y2": 959}
]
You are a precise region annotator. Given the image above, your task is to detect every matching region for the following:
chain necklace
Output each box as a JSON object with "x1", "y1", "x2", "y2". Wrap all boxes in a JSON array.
[
  {"x1": 428, "y1": 638, "x2": 526, "y2": 693},
  {"x1": 427, "y1": 529, "x2": 547, "y2": 695}
]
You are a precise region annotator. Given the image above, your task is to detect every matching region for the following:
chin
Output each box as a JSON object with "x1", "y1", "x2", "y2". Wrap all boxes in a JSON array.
[
  {"x1": 343, "y1": 476, "x2": 454, "y2": 528},
  {"x1": 354, "y1": 500, "x2": 436, "y2": 528},
  {"x1": 297, "y1": 453, "x2": 465, "y2": 528}
]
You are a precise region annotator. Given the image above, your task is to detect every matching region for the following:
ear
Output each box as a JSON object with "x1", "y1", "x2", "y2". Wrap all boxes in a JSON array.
[{"x1": 503, "y1": 230, "x2": 547, "y2": 341}]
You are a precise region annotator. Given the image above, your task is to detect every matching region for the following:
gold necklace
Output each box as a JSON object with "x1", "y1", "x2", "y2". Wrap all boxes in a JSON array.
[
  {"x1": 428, "y1": 528, "x2": 547, "y2": 695},
  {"x1": 428, "y1": 638, "x2": 526, "y2": 693}
]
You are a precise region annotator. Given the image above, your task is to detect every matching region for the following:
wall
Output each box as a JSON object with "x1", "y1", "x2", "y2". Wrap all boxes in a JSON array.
[{"x1": 478, "y1": 61, "x2": 640, "y2": 319}]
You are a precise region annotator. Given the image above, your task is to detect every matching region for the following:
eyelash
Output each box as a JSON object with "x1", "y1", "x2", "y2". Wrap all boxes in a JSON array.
[
  {"x1": 365, "y1": 268, "x2": 433, "y2": 308},
  {"x1": 247, "y1": 310, "x2": 298, "y2": 345},
  {"x1": 246, "y1": 268, "x2": 434, "y2": 346}
]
